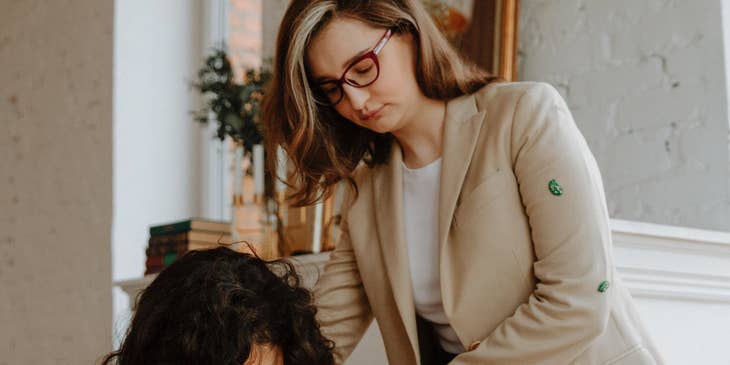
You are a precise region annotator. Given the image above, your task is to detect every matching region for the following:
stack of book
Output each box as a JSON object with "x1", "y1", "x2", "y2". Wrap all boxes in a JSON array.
[{"x1": 145, "y1": 218, "x2": 232, "y2": 275}]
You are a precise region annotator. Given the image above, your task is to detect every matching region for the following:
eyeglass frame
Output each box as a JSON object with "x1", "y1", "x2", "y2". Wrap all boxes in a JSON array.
[{"x1": 314, "y1": 28, "x2": 394, "y2": 106}]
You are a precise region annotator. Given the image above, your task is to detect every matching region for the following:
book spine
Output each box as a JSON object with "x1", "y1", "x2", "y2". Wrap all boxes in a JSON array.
[
  {"x1": 148, "y1": 231, "x2": 189, "y2": 246},
  {"x1": 145, "y1": 252, "x2": 181, "y2": 274},
  {"x1": 149, "y1": 221, "x2": 192, "y2": 236},
  {"x1": 190, "y1": 221, "x2": 231, "y2": 233},
  {"x1": 146, "y1": 240, "x2": 188, "y2": 256},
  {"x1": 145, "y1": 265, "x2": 164, "y2": 275},
  {"x1": 146, "y1": 255, "x2": 163, "y2": 267}
]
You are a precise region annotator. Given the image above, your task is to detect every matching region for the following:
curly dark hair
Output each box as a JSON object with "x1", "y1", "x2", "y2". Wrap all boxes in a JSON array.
[{"x1": 101, "y1": 247, "x2": 334, "y2": 365}]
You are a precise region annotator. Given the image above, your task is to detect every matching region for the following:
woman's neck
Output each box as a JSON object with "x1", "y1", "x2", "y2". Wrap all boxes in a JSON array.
[{"x1": 392, "y1": 97, "x2": 447, "y2": 169}]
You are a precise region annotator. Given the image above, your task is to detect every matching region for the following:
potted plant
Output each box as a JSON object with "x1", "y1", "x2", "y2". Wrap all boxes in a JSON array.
[{"x1": 192, "y1": 49, "x2": 285, "y2": 258}]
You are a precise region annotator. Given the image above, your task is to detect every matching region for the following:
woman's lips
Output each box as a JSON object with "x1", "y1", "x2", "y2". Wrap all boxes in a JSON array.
[{"x1": 361, "y1": 105, "x2": 385, "y2": 121}]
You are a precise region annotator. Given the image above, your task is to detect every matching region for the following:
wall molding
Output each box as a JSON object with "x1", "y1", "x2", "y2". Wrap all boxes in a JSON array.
[
  {"x1": 611, "y1": 219, "x2": 730, "y2": 304},
  {"x1": 617, "y1": 265, "x2": 730, "y2": 304},
  {"x1": 611, "y1": 219, "x2": 730, "y2": 256}
]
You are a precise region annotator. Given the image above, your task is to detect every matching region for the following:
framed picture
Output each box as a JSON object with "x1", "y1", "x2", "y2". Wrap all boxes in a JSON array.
[{"x1": 427, "y1": 0, "x2": 520, "y2": 81}]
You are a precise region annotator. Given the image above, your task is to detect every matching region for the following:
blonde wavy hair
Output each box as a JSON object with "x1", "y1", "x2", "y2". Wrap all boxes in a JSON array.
[{"x1": 263, "y1": 0, "x2": 497, "y2": 206}]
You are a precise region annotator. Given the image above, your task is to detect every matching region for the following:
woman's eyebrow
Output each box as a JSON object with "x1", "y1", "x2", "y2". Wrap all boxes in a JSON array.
[{"x1": 315, "y1": 48, "x2": 370, "y2": 83}]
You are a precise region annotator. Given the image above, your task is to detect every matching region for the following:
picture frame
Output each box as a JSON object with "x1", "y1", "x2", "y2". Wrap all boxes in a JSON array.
[{"x1": 460, "y1": 0, "x2": 520, "y2": 81}]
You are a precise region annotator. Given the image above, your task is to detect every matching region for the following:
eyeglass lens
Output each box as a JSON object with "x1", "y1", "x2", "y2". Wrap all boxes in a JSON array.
[{"x1": 322, "y1": 56, "x2": 379, "y2": 105}]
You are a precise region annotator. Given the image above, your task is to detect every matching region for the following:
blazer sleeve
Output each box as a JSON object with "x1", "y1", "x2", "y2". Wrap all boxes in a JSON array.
[
  {"x1": 313, "y1": 187, "x2": 373, "y2": 365},
  {"x1": 452, "y1": 83, "x2": 614, "y2": 364}
]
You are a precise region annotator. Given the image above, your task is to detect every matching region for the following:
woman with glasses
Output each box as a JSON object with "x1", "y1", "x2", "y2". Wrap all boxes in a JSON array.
[{"x1": 263, "y1": 1, "x2": 663, "y2": 365}]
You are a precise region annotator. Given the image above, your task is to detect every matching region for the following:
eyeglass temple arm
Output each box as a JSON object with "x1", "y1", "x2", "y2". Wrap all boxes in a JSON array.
[{"x1": 373, "y1": 29, "x2": 393, "y2": 54}]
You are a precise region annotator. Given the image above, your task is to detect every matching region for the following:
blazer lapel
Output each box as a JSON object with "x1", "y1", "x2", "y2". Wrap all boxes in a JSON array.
[
  {"x1": 438, "y1": 93, "x2": 486, "y2": 314},
  {"x1": 372, "y1": 143, "x2": 420, "y2": 361},
  {"x1": 372, "y1": 92, "x2": 486, "y2": 360}
]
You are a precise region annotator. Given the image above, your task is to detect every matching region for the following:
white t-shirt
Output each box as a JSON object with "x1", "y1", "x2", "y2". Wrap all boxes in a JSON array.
[{"x1": 402, "y1": 157, "x2": 464, "y2": 354}]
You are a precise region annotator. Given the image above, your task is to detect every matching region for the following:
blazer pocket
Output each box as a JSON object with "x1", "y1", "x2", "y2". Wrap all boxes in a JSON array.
[{"x1": 454, "y1": 170, "x2": 513, "y2": 228}]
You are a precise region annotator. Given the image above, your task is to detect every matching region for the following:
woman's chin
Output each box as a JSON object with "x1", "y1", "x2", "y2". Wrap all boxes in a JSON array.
[
  {"x1": 363, "y1": 116, "x2": 397, "y2": 135},
  {"x1": 369, "y1": 124, "x2": 393, "y2": 135}
]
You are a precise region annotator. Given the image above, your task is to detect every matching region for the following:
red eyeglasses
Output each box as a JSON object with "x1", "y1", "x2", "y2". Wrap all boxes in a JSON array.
[{"x1": 315, "y1": 28, "x2": 393, "y2": 106}]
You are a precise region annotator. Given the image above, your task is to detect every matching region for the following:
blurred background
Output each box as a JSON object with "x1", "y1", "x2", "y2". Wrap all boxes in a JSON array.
[{"x1": 2, "y1": 0, "x2": 730, "y2": 364}]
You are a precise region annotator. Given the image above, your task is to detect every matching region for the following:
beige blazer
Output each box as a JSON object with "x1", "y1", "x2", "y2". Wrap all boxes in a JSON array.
[{"x1": 314, "y1": 82, "x2": 664, "y2": 365}]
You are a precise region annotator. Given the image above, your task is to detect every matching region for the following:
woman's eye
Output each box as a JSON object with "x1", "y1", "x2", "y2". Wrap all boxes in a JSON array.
[
  {"x1": 354, "y1": 66, "x2": 372, "y2": 74},
  {"x1": 318, "y1": 82, "x2": 338, "y2": 94}
]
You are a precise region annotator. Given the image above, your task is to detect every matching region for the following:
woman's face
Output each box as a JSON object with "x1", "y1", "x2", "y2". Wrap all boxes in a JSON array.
[
  {"x1": 307, "y1": 17, "x2": 424, "y2": 134},
  {"x1": 243, "y1": 344, "x2": 283, "y2": 365}
]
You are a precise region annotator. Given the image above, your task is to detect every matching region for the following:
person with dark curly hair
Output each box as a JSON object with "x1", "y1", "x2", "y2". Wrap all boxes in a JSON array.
[{"x1": 101, "y1": 247, "x2": 334, "y2": 365}]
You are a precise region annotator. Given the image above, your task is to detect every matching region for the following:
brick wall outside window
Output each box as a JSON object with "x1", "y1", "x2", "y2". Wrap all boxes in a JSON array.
[{"x1": 229, "y1": 0, "x2": 262, "y2": 81}]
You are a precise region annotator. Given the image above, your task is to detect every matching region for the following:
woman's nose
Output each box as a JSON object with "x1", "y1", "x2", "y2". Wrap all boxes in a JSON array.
[{"x1": 342, "y1": 84, "x2": 370, "y2": 110}]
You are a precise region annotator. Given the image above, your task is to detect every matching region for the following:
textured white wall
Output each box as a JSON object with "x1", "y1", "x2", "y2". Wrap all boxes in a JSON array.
[
  {"x1": 0, "y1": 1, "x2": 113, "y2": 363},
  {"x1": 519, "y1": 0, "x2": 730, "y2": 232},
  {"x1": 112, "y1": 0, "x2": 206, "y2": 344}
]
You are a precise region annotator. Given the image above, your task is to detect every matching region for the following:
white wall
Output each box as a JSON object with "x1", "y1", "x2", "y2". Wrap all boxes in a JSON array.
[
  {"x1": 112, "y1": 0, "x2": 207, "y2": 341},
  {"x1": 519, "y1": 0, "x2": 730, "y2": 232}
]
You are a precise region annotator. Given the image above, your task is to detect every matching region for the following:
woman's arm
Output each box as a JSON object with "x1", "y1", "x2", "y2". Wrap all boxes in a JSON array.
[
  {"x1": 313, "y1": 188, "x2": 373, "y2": 365},
  {"x1": 452, "y1": 83, "x2": 614, "y2": 364}
]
